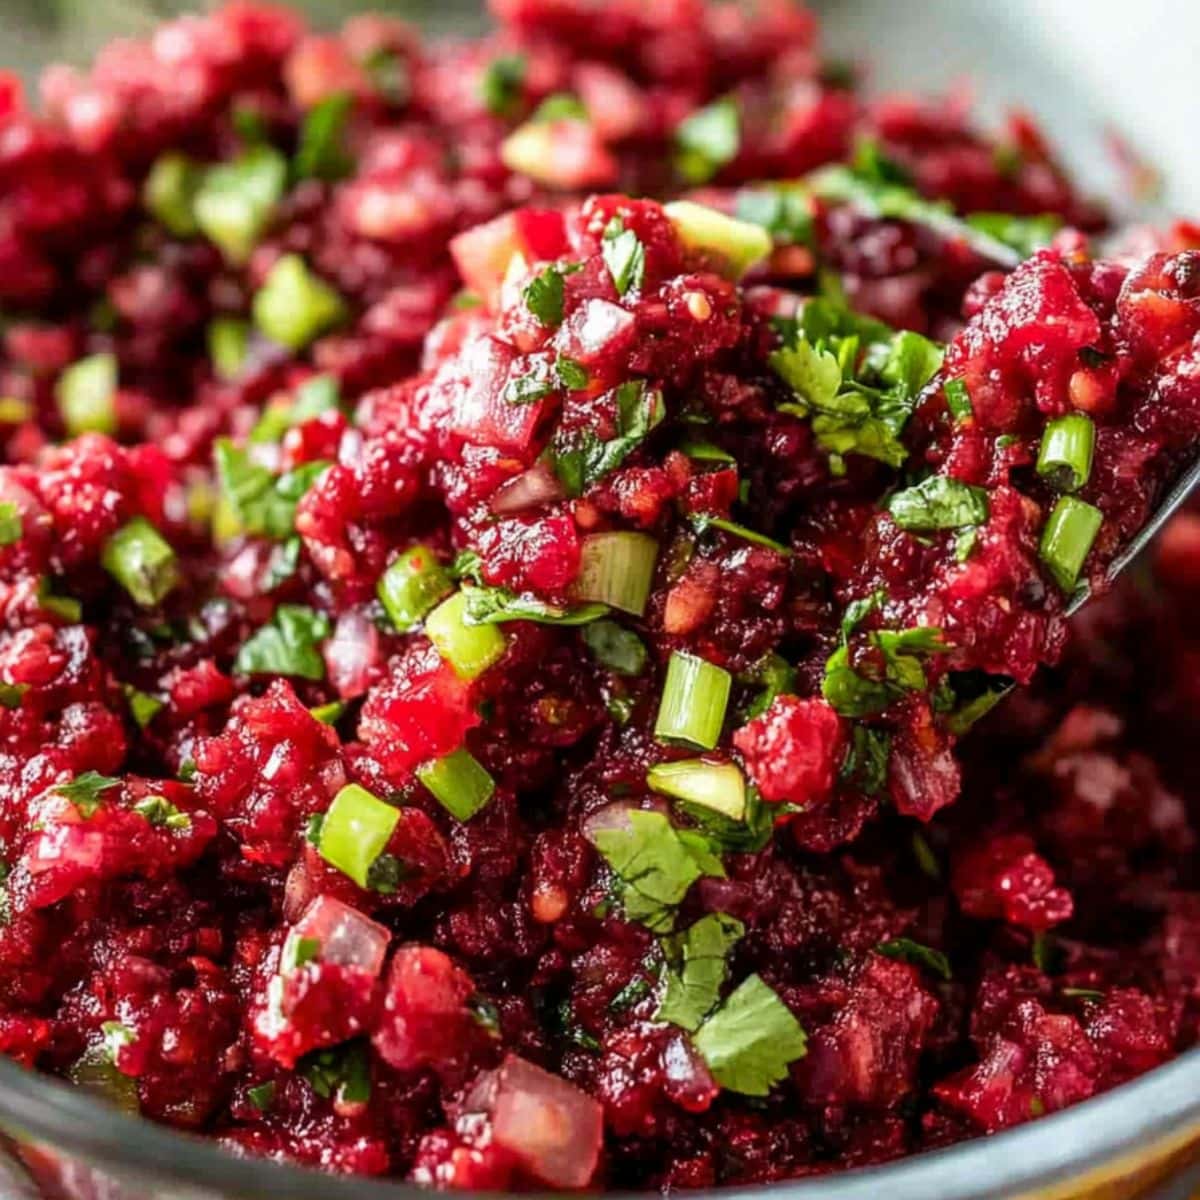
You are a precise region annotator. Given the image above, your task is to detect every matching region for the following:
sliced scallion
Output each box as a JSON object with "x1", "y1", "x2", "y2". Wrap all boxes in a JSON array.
[
  {"x1": 377, "y1": 545, "x2": 451, "y2": 632},
  {"x1": 1036, "y1": 413, "x2": 1095, "y2": 493},
  {"x1": 417, "y1": 748, "x2": 495, "y2": 822},
  {"x1": 655, "y1": 651, "x2": 732, "y2": 751},
  {"x1": 425, "y1": 590, "x2": 507, "y2": 680},
  {"x1": 316, "y1": 783, "x2": 400, "y2": 888},
  {"x1": 101, "y1": 517, "x2": 179, "y2": 608},
  {"x1": 573, "y1": 532, "x2": 658, "y2": 617},
  {"x1": 647, "y1": 758, "x2": 747, "y2": 821},
  {"x1": 208, "y1": 318, "x2": 250, "y2": 381},
  {"x1": 194, "y1": 145, "x2": 287, "y2": 264},
  {"x1": 1039, "y1": 495, "x2": 1102, "y2": 593},
  {"x1": 252, "y1": 254, "x2": 347, "y2": 351},
  {"x1": 143, "y1": 152, "x2": 201, "y2": 237},
  {"x1": 57, "y1": 353, "x2": 118, "y2": 437}
]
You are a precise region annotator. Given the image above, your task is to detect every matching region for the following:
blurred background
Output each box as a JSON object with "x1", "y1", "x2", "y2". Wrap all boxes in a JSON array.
[{"x1": 0, "y1": 0, "x2": 1193, "y2": 213}]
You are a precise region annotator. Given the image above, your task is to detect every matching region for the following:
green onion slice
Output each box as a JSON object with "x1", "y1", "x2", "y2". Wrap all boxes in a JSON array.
[
  {"x1": 1039, "y1": 495, "x2": 1103, "y2": 593},
  {"x1": 654, "y1": 652, "x2": 732, "y2": 751},
  {"x1": 425, "y1": 590, "x2": 507, "y2": 680},
  {"x1": 378, "y1": 545, "x2": 451, "y2": 632},
  {"x1": 57, "y1": 353, "x2": 118, "y2": 438},
  {"x1": 647, "y1": 758, "x2": 747, "y2": 821},
  {"x1": 101, "y1": 517, "x2": 179, "y2": 608},
  {"x1": 573, "y1": 531, "x2": 659, "y2": 617},
  {"x1": 1036, "y1": 413, "x2": 1095, "y2": 493},
  {"x1": 316, "y1": 783, "x2": 400, "y2": 888},
  {"x1": 417, "y1": 748, "x2": 495, "y2": 822},
  {"x1": 252, "y1": 254, "x2": 348, "y2": 351}
]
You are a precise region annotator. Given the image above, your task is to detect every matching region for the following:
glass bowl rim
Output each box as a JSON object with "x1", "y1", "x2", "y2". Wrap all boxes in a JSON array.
[{"x1": 0, "y1": 1046, "x2": 1198, "y2": 1198}]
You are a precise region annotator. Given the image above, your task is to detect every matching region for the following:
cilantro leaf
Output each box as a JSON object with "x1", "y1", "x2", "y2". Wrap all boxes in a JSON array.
[
  {"x1": 235, "y1": 604, "x2": 331, "y2": 679},
  {"x1": 770, "y1": 310, "x2": 942, "y2": 469},
  {"x1": 123, "y1": 684, "x2": 164, "y2": 729},
  {"x1": 462, "y1": 586, "x2": 608, "y2": 627},
  {"x1": 675, "y1": 96, "x2": 740, "y2": 185},
  {"x1": 523, "y1": 266, "x2": 567, "y2": 327},
  {"x1": 554, "y1": 355, "x2": 590, "y2": 390},
  {"x1": 676, "y1": 785, "x2": 781, "y2": 855},
  {"x1": 839, "y1": 724, "x2": 891, "y2": 795},
  {"x1": 582, "y1": 619, "x2": 647, "y2": 676},
  {"x1": 965, "y1": 211, "x2": 1062, "y2": 258},
  {"x1": 657, "y1": 912, "x2": 745, "y2": 1031},
  {"x1": 740, "y1": 653, "x2": 795, "y2": 721},
  {"x1": 133, "y1": 795, "x2": 191, "y2": 831},
  {"x1": 300, "y1": 1040, "x2": 371, "y2": 1105},
  {"x1": 944, "y1": 378, "x2": 973, "y2": 421},
  {"x1": 602, "y1": 217, "x2": 646, "y2": 297},
  {"x1": 215, "y1": 440, "x2": 329, "y2": 540},
  {"x1": 479, "y1": 54, "x2": 526, "y2": 118},
  {"x1": 735, "y1": 184, "x2": 814, "y2": 247},
  {"x1": 769, "y1": 338, "x2": 842, "y2": 410},
  {"x1": 591, "y1": 809, "x2": 725, "y2": 932},
  {"x1": 877, "y1": 937, "x2": 952, "y2": 980},
  {"x1": 293, "y1": 92, "x2": 354, "y2": 182},
  {"x1": 822, "y1": 625, "x2": 948, "y2": 718},
  {"x1": 550, "y1": 380, "x2": 664, "y2": 496},
  {"x1": 690, "y1": 513, "x2": 790, "y2": 556},
  {"x1": 54, "y1": 771, "x2": 120, "y2": 818},
  {"x1": 250, "y1": 374, "x2": 341, "y2": 443},
  {"x1": 504, "y1": 365, "x2": 555, "y2": 406},
  {"x1": 886, "y1": 476, "x2": 990, "y2": 532},
  {"x1": 692, "y1": 974, "x2": 807, "y2": 1096}
]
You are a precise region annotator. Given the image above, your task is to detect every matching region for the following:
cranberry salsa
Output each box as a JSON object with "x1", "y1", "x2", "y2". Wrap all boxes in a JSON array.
[{"x1": 0, "y1": 0, "x2": 1199, "y2": 1191}]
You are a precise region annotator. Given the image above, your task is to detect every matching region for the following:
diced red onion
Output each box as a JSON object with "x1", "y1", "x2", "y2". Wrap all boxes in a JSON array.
[
  {"x1": 292, "y1": 895, "x2": 391, "y2": 978},
  {"x1": 490, "y1": 462, "x2": 566, "y2": 515}
]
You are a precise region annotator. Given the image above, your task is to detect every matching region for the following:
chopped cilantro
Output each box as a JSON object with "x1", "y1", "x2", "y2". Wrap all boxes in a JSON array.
[
  {"x1": 0, "y1": 682, "x2": 26, "y2": 709},
  {"x1": 133, "y1": 795, "x2": 191, "y2": 831},
  {"x1": 366, "y1": 852, "x2": 406, "y2": 895},
  {"x1": 610, "y1": 975, "x2": 653, "y2": 1013},
  {"x1": 955, "y1": 527, "x2": 980, "y2": 563},
  {"x1": 823, "y1": 625, "x2": 948, "y2": 718},
  {"x1": 735, "y1": 183, "x2": 814, "y2": 247},
  {"x1": 675, "y1": 96, "x2": 740, "y2": 185},
  {"x1": 235, "y1": 604, "x2": 331, "y2": 680},
  {"x1": 247, "y1": 1081, "x2": 276, "y2": 1112},
  {"x1": 462, "y1": 585, "x2": 608, "y2": 627},
  {"x1": 281, "y1": 934, "x2": 321, "y2": 972},
  {"x1": 771, "y1": 310, "x2": 943, "y2": 469},
  {"x1": 293, "y1": 92, "x2": 354, "y2": 182},
  {"x1": 479, "y1": 54, "x2": 527, "y2": 118},
  {"x1": 582, "y1": 619, "x2": 647, "y2": 676},
  {"x1": 363, "y1": 47, "x2": 410, "y2": 105},
  {"x1": 692, "y1": 974, "x2": 807, "y2": 1096},
  {"x1": 675, "y1": 785, "x2": 782, "y2": 855},
  {"x1": 123, "y1": 684, "x2": 164, "y2": 730},
  {"x1": 877, "y1": 937, "x2": 952, "y2": 981},
  {"x1": 250, "y1": 374, "x2": 341, "y2": 443},
  {"x1": 944, "y1": 378, "x2": 973, "y2": 421},
  {"x1": 550, "y1": 380, "x2": 664, "y2": 496},
  {"x1": 656, "y1": 912, "x2": 745, "y2": 1031},
  {"x1": 554, "y1": 355, "x2": 590, "y2": 390},
  {"x1": 740, "y1": 653, "x2": 796, "y2": 721},
  {"x1": 965, "y1": 212, "x2": 1062, "y2": 258},
  {"x1": 504, "y1": 365, "x2": 555, "y2": 406},
  {"x1": 310, "y1": 700, "x2": 346, "y2": 726},
  {"x1": 886, "y1": 476, "x2": 990, "y2": 532},
  {"x1": 839, "y1": 724, "x2": 891, "y2": 795},
  {"x1": 300, "y1": 1040, "x2": 371, "y2": 1105},
  {"x1": 941, "y1": 670, "x2": 1010, "y2": 736},
  {"x1": 54, "y1": 771, "x2": 120, "y2": 818},
  {"x1": 467, "y1": 994, "x2": 502, "y2": 1036},
  {"x1": 591, "y1": 809, "x2": 724, "y2": 932},
  {"x1": 523, "y1": 265, "x2": 567, "y2": 327},
  {"x1": 690, "y1": 513, "x2": 791, "y2": 556},
  {"x1": 679, "y1": 439, "x2": 735, "y2": 464},
  {"x1": 304, "y1": 813, "x2": 325, "y2": 846},
  {"x1": 602, "y1": 216, "x2": 646, "y2": 297},
  {"x1": 214, "y1": 439, "x2": 329, "y2": 540}
]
